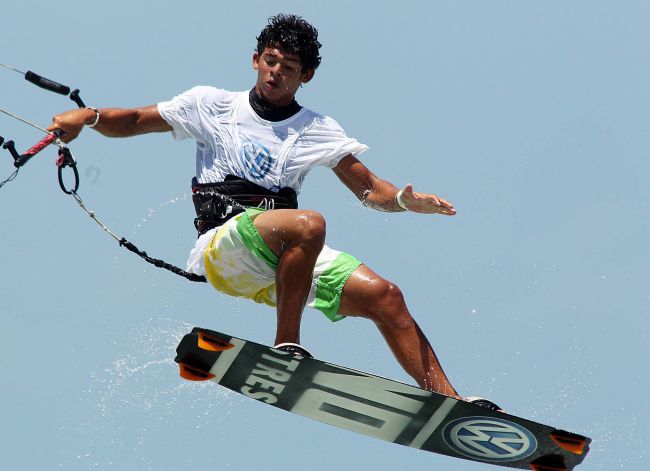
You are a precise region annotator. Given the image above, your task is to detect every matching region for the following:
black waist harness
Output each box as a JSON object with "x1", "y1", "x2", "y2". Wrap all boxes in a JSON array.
[{"x1": 192, "y1": 175, "x2": 298, "y2": 236}]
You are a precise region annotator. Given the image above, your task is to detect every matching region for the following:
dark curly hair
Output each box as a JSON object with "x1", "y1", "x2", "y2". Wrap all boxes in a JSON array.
[{"x1": 256, "y1": 14, "x2": 322, "y2": 72}]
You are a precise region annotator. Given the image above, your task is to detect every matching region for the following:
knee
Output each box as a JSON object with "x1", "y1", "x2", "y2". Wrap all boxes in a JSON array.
[
  {"x1": 294, "y1": 210, "x2": 326, "y2": 247},
  {"x1": 365, "y1": 279, "x2": 409, "y2": 327}
]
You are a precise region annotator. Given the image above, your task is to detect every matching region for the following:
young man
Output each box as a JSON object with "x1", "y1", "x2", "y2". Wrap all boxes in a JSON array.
[{"x1": 50, "y1": 14, "x2": 498, "y2": 407}]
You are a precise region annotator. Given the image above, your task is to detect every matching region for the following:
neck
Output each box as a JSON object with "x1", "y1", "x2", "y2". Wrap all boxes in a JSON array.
[
  {"x1": 254, "y1": 84, "x2": 296, "y2": 107},
  {"x1": 249, "y1": 88, "x2": 302, "y2": 122}
]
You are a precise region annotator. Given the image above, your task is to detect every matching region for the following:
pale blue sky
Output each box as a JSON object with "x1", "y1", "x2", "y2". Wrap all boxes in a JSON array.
[{"x1": 1, "y1": 1, "x2": 648, "y2": 470}]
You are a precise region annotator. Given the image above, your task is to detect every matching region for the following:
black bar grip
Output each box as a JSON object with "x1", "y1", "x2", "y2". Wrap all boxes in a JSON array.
[
  {"x1": 24, "y1": 71, "x2": 71, "y2": 96},
  {"x1": 69, "y1": 89, "x2": 86, "y2": 108},
  {"x1": 3, "y1": 140, "x2": 20, "y2": 161}
]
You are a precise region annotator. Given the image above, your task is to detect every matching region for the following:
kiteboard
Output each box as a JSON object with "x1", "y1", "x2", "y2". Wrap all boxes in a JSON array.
[{"x1": 175, "y1": 327, "x2": 590, "y2": 470}]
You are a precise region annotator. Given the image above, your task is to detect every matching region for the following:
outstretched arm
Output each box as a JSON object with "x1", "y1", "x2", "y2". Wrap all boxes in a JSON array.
[
  {"x1": 48, "y1": 105, "x2": 172, "y2": 143},
  {"x1": 332, "y1": 154, "x2": 456, "y2": 215}
]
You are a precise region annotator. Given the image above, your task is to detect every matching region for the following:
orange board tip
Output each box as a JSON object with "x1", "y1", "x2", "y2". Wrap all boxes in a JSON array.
[
  {"x1": 179, "y1": 363, "x2": 215, "y2": 381},
  {"x1": 197, "y1": 331, "x2": 235, "y2": 352},
  {"x1": 550, "y1": 431, "x2": 588, "y2": 455}
]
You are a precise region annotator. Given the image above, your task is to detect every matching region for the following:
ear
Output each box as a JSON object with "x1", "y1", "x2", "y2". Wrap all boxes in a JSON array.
[
  {"x1": 301, "y1": 69, "x2": 315, "y2": 84},
  {"x1": 252, "y1": 51, "x2": 260, "y2": 71}
]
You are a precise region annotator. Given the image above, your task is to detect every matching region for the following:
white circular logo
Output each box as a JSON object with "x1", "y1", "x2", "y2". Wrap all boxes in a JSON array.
[{"x1": 442, "y1": 417, "x2": 537, "y2": 462}]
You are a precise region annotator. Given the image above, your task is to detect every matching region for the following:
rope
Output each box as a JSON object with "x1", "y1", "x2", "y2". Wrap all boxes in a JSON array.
[
  {"x1": 119, "y1": 238, "x2": 206, "y2": 283},
  {"x1": 69, "y1": 190, "x2": 207, "y2": 283},
  {"x1": 0, "y1": 168, "x2": 19, "y2": 189}
]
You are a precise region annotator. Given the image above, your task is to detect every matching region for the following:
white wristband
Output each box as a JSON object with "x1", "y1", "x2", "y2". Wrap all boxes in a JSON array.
[
  {"x1": 86, "y1": 107, "x2": 100, "y2": 128},
  {"x1": 395, "y1": 189, "x2": 408, "y2": 211}
]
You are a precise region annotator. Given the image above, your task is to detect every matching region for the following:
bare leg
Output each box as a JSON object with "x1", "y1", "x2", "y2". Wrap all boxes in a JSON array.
[
  {"x1": 338, "y1": 264, "x2": 461, "y2": 398},
  {"x1": 252, "y1": 209, "x2": 326, "y2": 345}
]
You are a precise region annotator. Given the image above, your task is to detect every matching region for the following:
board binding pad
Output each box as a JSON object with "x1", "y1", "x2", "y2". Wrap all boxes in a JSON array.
[{"x1": 175, "y1": 327, "x2": 590, "y2": 470}]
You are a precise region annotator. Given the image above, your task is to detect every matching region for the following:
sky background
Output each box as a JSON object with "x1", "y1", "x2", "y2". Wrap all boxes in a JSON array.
[{"x1": 1, "y1": 1, "x2": 648, "y2": 470}]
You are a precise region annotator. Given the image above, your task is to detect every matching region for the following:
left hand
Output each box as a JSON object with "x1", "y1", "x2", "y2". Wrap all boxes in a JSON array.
[{"x1": 399, "y1": 184, "x2": 456, "y2": 215}]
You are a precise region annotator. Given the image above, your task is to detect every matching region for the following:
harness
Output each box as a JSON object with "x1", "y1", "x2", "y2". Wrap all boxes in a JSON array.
[{"x1": 192, "y1": 174, "x2": 298, "y2": 236}]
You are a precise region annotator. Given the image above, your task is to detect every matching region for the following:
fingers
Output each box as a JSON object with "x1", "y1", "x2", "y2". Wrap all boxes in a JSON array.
[
  {"x1": 438, "y1": 196, "x2": 454, "y2": 210},
  {"x1": 437, "y1": 197, "x2": 456, "y2": 215},
  {"x1": 400, "y1": 183, "x2": 456, "y2": 215},
  {"x1": 47, "y1": 109, "x2": 87, "y2": 143},
  {"x1": 429, "y1": 197, "x2": 456, "y2": 215}
]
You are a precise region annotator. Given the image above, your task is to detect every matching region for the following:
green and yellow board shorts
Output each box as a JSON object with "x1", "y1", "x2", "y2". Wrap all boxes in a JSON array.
[{"x1": 196, "y1": 208, "x2": 362, "y2": 322}]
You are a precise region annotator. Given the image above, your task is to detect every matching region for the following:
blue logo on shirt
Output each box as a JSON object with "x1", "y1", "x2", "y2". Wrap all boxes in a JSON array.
[{"x1": 240, "y1": 139, "x2": 274, "y2": 179}]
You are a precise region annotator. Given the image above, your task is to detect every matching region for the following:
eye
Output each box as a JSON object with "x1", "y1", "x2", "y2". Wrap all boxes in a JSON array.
[{"x1": 283, "y1": 64, "x2": 299, "y2": 73}]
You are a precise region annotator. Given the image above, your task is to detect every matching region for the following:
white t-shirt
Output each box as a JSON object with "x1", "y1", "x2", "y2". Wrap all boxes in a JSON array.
[{"x1": 157, "y1": 86, "x2": 368, "y2": 193}]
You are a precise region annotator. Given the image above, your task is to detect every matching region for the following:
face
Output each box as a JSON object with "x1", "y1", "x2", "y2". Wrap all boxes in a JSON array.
[{"x1": 253, "y1": 47, "x2": 314, "y2": 106}]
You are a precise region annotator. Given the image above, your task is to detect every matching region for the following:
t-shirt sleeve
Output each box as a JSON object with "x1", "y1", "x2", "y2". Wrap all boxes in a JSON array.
[
  {"x1": 295, "y1": 115, "x2": 369, "y2": 169},
  {"x1": 157, "y1": 86, "x2": 226, "y2": 143}
]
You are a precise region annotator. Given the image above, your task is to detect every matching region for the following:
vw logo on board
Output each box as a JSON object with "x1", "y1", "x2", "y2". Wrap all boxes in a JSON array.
[{"x1": 442, "y1": 416, "x2": 537, "y2": 462}]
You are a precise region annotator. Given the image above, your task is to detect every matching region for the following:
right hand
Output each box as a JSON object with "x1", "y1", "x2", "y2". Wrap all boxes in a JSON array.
[{"x1": 47, "y1": 108, "x2": 97, "y2": 143}]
